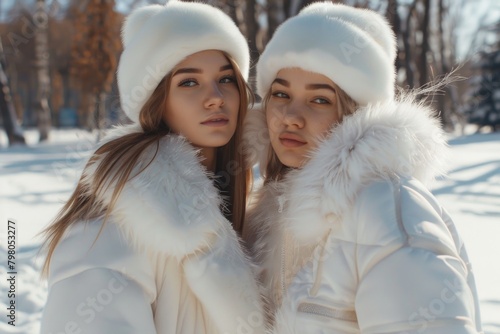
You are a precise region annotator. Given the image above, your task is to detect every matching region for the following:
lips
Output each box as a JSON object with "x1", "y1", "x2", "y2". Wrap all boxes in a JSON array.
[
  {"x1": 279, "y1": 133, "x2": 307, "y2": 147},
  {"x1": 201, "y1": 114, "x2": 229, "y2": 126}
]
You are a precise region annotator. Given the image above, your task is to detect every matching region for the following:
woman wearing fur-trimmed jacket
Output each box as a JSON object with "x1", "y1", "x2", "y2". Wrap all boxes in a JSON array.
[
  {"x1": 40, "y1": 2, "x2": 264, "y2": 333},
  {"x1": 243, "y1": 3, "x2": 482, "y2": 334}
]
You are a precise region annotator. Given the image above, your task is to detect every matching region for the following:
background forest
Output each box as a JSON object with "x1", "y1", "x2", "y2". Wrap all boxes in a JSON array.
[{"x1": 0, "y1": 0, "x2": 499, "y2": 145}]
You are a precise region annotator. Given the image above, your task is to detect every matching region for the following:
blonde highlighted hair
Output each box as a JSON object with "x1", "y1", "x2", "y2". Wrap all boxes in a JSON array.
[{"x1": 41, "y1": 52, "x2": 253, "y2": 277}]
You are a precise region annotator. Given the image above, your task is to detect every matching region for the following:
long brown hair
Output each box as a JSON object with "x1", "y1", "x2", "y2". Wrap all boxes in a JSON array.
[
  {"x1": 41, "y1": 52, "x2": 253, "y2": 276},
  {"x1": 262, "y1": 80, "x2": 357, "y2": 183}
]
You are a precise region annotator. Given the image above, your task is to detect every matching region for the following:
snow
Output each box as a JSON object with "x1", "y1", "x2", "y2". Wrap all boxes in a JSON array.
[
  {"x1": 432, "y1": 131, "x2": 500, "y2": 332},
  {"x1": 0, "y1": 127, "x2": 499, "y2": 333},
  {"x1": 0, "y1": 129, "x2": 97, "y2": 334}
]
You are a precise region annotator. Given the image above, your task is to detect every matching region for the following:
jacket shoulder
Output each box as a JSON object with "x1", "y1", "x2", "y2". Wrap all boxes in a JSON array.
[
  {"x1": 353, "y1": 177, "x2": 461, "y2": 258},
  {"x1": 47, "y1": 220, "x2": 156, "y2": 302}
]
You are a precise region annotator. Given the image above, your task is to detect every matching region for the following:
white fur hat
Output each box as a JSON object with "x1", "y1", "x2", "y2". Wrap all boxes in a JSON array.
[
  {"x1": 257, "y1": 2, "x2": 397, "y2": 105},
  {"x1": 117, "y1": 0, "x2": 249, "y2": 123}
]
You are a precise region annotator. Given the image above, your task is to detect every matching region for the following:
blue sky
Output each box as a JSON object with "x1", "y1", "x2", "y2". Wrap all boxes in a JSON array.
[{"x1": 454, "y1": 0, "x2": 499, "y2": 60}]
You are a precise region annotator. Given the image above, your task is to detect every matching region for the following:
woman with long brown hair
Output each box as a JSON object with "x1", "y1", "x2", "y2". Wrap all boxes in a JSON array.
[{"x1": 40, "y1": 1, "x2": 264, "y2": 333}]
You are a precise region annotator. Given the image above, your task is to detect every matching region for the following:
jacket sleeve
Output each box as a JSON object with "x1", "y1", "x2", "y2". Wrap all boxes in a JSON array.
[
  {"x1": 353, "y1": 178, "x2": 482, "y2": 334},
  {"x1": 40, "y1": 221, "x2": 158, "y2": 334},
  {"x1": 40, "y1": 268, "x2": 157, "y2": 334}
]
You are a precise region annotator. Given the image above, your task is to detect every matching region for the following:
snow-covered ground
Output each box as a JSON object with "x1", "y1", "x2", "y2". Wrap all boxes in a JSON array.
[
  {"x1": 0, "y1": 127, "x2": 499, "y2": 334},
  {"x1": 0, "y1": 129, "x2": 98, "y2": 334}
]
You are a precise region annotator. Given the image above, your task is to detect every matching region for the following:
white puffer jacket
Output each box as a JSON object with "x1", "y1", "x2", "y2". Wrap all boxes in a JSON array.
[
  {"x1": 41, "y1": 124, "x2": 265, "y2": 334},
  {"x1": 244, "y1": 99, "x2": 483, "y2": 334}
]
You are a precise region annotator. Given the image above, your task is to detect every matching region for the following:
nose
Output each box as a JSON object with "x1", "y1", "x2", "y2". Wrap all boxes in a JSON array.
[
  {"x1": 204, "y1": 82, "x2": 224, "y2": 109},
  {"x1": 281, "y1": 102, "x2": 305, "y2": 128}
]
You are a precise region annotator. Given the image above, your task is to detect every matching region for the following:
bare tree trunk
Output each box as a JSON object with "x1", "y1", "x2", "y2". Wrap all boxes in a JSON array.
[
  {"x1": 34, "y1": 0, "x2": 52, "y2": 142},
  {"x1": 403, "y1": 1, "x2": 417, "y2": 88},
  {"x1": 244, "y1": 0, "x2": 259, "y2": 93},
  {"x1": 0, "y1": 57, "x2": 25, "y2": 146},
  {"x1": 267, "y1": 0, "x2": 285, "y2": 42},
  {"x1": 418, "y1": 0, "x2": 431, "y2": 87},
  {"x1": 284, "y1": 0, "x2": 292, "y2": 18},
  {"x1": 227, "y1": 0, "x2": 238, "y2": 23},
  {"x1": 438, "y1": 0, "x2": 447, "y2": 74},
  {"x1": 436, "y1": 0, "x2": 448, "y2": 128},
  {"x1": 386, "y1": 0, "x2": 402, "y2": 76},
  {"x1": 287, "y1": 0, "x2": 303, "y2": 17}
]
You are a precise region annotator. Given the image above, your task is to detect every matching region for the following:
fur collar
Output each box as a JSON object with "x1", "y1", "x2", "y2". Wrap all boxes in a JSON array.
[
  {"x1": 245, "y1": 97, "x2": 449, "y2": 245},
  {"x1": 82, "y1": 124, "x2": 229, "y2": 260}
]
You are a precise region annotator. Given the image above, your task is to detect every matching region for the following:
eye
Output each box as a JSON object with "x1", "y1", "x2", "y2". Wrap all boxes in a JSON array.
[
  {"x1": 220, "y1": 75, "x2": 236, "y2": 84},
  {"x1": 312, "y1": 97, "x2": 331, "y2": 105},
  {"x1": 178, "y1": 79, "x2": 197, "y2": 87},
  {"x1": 271, "y1": 91, "x2": 289, "y2": 99}
]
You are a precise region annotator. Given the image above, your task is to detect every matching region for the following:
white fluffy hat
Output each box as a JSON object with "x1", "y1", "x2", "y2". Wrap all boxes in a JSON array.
[
  {"x1": 117, "y1": 0, "x2": 249, "y2": 123},
  {"x1": 257, "y1": 2, "x2": 397, "y2": 105}
]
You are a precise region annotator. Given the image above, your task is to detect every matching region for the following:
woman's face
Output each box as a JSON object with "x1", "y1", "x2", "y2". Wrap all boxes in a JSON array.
[
  {"x1": 164, "y1": 50, "x2": 240, "y2": 149},
  {"x1": 266, "y1": 68, "x2": 340, "y2": 168}
]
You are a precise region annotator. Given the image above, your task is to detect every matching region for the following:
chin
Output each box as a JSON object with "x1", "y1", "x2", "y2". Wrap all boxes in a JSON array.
[
  {"x1": 195, "y1": 136, "x2": 232, "y2": 149},
  {"x1": 276, "y1": 152, "x2": 303, "y2": 168},
  {"x1": 214, "y1": 135, "x2": 234, "y2": 147}
]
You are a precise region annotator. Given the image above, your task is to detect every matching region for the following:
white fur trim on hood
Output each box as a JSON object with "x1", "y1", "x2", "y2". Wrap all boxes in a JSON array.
[
  {"x1": 256, "y1": 2, "x2": 396, "y2": 105},
  {"x1": 81, "y1": 124, "x2": 230, "y2": 260},
  {"x1": 117, "y1": 0, "x2": 249, "y2": 123},
  {"x1": 245, "y1": 97, "x2": 449, "y2": 244}
]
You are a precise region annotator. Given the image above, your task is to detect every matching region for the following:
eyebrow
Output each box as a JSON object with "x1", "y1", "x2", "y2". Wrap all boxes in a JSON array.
[
  {"x1": 272, "y1": 78, "x2": 290, "y2": 87},
  {"x1": 219, "y1": 64, "x2": 233, "y2": 71},
  {"x1": 173, "y1": 64, "x2": 233, "y2": 77},
  {"x1": 272, "y1": 78, "x2": 336, "y2": 94},
  {"x1": 305, "y1": 83, "x2": 336, "y2": 94}
]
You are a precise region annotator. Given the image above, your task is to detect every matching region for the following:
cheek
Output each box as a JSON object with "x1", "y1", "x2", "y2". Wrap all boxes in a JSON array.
[
  {"x1": 225, "y1": 88, "x2": 240, "y2": 113},
  {"x1": 165, "y1": 87, "x2": 178, "y2": 109},
  {"x1": 266, "y1": 106, "x2": 284, "y2": 136},
  {"x1": 230, "y1": 95, "x2": 240, "y2": 113},
  {"x1": 164, "y1": 98, "x2": 187, "y2": 131},
  {"x1": 314, "y1": 119, "x2": 334, "y2": 136},
  {"x1": 171, "y1": 92, "x2": 193, "y2": 108},
  {"x1": 310, "y1": 111, "x2": 338, "y2": 136}
]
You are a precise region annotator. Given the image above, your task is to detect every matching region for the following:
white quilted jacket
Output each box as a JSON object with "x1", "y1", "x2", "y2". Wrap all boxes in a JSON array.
[
  {"x1": 41, "y1": 124, "x2": 265, "y2": 334},
  {"x1": 244, "y1": 99, "x2": 483, "y2": 334}
]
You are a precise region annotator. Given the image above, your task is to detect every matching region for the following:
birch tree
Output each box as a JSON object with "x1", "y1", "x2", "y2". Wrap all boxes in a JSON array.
[
  {"x1": 0, "y1": 40, "x2": 25, "y2": 146},
  {"x1": 34, "y1": 0, "x2": 52, "y2": 141}
]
